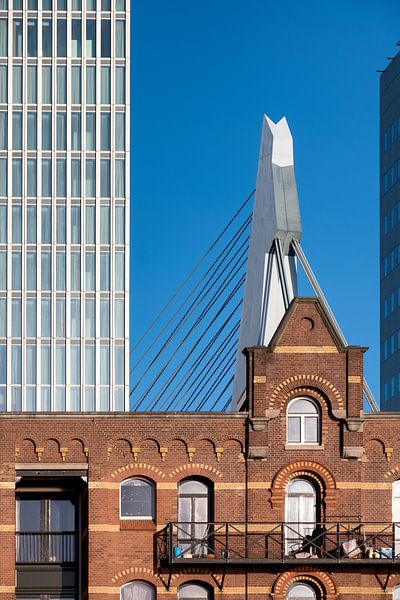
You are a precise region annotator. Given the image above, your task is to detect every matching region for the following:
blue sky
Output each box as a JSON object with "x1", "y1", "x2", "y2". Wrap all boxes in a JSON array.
[{"x1": 132, "y1": 0, "x2": 400, "y2": 403}]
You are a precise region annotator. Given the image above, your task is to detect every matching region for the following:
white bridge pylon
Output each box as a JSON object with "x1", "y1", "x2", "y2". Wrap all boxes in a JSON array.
[{"x1": 233, "y1": 115, "x2": 379, "y2": 412}]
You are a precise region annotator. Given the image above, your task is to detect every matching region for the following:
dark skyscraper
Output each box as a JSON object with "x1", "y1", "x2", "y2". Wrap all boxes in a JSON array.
[{"x1": 380, "y1": 51, "x2": 400, "y2": 409}]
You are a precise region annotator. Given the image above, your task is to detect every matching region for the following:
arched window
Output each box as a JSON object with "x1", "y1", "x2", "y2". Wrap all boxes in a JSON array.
[
  {"x1": 120, "y1": 478, "x2": 155, "y2": 519},
  {"x1": 285, "y1": 478, "x2": 317, "y2": 555},
  {"x1": 178, "y1": 582, "x2": 212, "y2": 599},
  {"x1": 286, "y1": 582, "x2": 317, "y2": 599},
  {"x1": 393, "y1": 481, "x2": 400, "y2": 555},
  {"x1": 120, "y1": 581, "x2": 155, "y2": 600},
  {"x1": 178, "y1": 479, "x2": 212, "y2": 556},
  {"x1": 394, "y1": 584, "x2": 400, "y2": 600},
  {"x1": 287, "y1": 398, "x2": 320, "y2": 444}
]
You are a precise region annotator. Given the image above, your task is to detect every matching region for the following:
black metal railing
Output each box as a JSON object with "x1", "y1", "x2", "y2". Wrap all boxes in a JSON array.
[
  {"x1": 16, "y1": 532, "x2": 77, "y2": 563},
  {"x1": 157, "y1": 522, "x2": 400, "y2": 565}
]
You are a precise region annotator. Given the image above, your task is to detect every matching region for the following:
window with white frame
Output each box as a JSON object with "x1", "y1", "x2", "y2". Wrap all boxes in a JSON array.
[
  {"x1": 287, "y1": 398, "x2": 320, "y2": 444},
  {"x1": 394, "y1": 584, "x2": 400, "y2": 599},
  {"x1": 178, "y1": 583, "x2": 212, "y2": 599},
  {"x1": 120, "y1": 581, "x2": 155, "y2": 600},
  {"x1": 120, "y1": 478, "x2": 155, "y2": 519},
  {"x1": 286, "y1": 582, "x2": 317, "y2": 599}
]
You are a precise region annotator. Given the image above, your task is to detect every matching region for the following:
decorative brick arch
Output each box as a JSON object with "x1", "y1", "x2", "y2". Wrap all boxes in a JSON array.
[
  {"x1": 168, "y1": 463, "x2": 222, "y2": 480},
  {"x1": 110, "y1": 462, "x2": 166, "y2": 479},
  {"x1": 268, "y1": 375, "x2": 344, "y2": 412},
  {"x1": 271, "y1": 568, "x2": 337, "y2": 599},
  {"x1": 270, "y1": 461, "x2": 337, "y2": 509},
  {"x1": 111, "y1": 567, "x2": 160, "y2": 587}
]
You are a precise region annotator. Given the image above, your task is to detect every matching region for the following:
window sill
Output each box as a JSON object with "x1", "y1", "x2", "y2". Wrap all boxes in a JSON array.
[
  {"x1": 120, "y1": 519, "x2": 156, "y2": 531},
  {"x1": 285, "y1": 444, "x2": 325, "y2": 451}
]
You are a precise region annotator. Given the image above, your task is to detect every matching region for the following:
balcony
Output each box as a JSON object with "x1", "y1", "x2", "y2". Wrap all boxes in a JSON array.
[
  {"x1": 16, "y1": 532, "x2": 77, "y2": 564},
  {"x1": 157, "y1": 522, "x2": 400, "y2": 566}
]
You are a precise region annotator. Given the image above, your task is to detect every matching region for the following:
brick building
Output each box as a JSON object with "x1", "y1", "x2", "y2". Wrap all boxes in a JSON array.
[{"x1": 1, "y1": 297, "x2": 400, "y2": 599}]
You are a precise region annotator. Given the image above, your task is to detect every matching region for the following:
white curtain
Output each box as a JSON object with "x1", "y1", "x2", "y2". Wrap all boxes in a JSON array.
[
  {"x1": 121, "y1": 582, "x2": 154, "y2": 600},
  {"x1": 179, "y1": 584, "x2": 209, "y2": 599},
  {"x1": 0, "y1": 159, "x2": 7, "y2": 196}
]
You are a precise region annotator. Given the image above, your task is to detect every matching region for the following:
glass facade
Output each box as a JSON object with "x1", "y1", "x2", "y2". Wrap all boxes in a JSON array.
[{"x1": 0, "y1": 0, "x2": 130, "y2": 411}]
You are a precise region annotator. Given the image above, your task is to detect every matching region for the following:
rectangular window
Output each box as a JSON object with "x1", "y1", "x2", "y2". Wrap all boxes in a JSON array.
[
  {"x1": 41, "y1": 251, "x2": 51, "y2": 290},
  {"x1": 56, "y1": 297, "x2": 65, "y2": 337},
  {"x1": 12, "y1": 345, "x2": 22, "y2": 384},
  {"x1": 0, "y1": 299, "x2": 6, "y2": 337},
  {"x1": 41, "y1": 344, "x2": 51, "y2": 385},
  {"x1": 12, "y1": 158, "x2": 22, "y2": 197},
  {"x1": 100, "y1": 205, "x2": 110, "y2": 243},
  {"x1": 27, "y1": 19, "x2": 38, "y2": 57},
  {"x1": 27, "y1": 159, "x2": 37, "y2": 197},
  {"x1": 12, "y1": 205, "x2": 22, "y2": 243},
  {"x1": 115, "y1": 252, "x2": 124, "y2": 290},
  {"x1": 115, "y1": 20, "x2": 125, "y2": 57},
  {"x1": 56, "y1": 205, "x2": 66, "y2": 243},
  {"x1": 56, "y1": 251, "x2": 66, "y2": 290},
  {"x1": 101, "y1": 112, "x2": 111, "y2": 150},
  {"x1": 115, "y1": 113, "x2": 125, "y2": 151},
  {"x1": 86, "y1": 206, "x2": 95, "y2": 243},
  {"x1": 0, "y1": 112, "x2": 6, "y2": 150},
  {"x1": 26, "y1": 252, "x2": 37, "y2": 290},
  {"x1": 101, "y1": 20, "x2": 111, "y2": 57},
  {"x1": 115, "y1": 0, "x2": 124, "y2": 10},
  {"x1": 71, "y1": 66, "x2": 81, "y2": 104},
  {"x1": 27, "y1": 112, "x2": 37, "y2": 150},
  {"x1": 42, "y1": 160, "x2": 52, "y2": 197},
  {"x1": 85, "y1": 345, "x2": 95, "y2": 384},
  {"x1": 100, "y1": 298, "x2": 109, "y2": 338},
  {"x1": 86, "y1": 112, "x2": 96, "y2": 150},
  {"x1": 41, "y1": 297, "x2": 51, "y2": 337},
  {"x1": 56, "y1": 345, "x2": 66, "y2": 384},
  {"x1": 86, "y1": 66, "x2": 96, "y2": 103},
  {"x1": 12, "y1": 298, "x2": 21, "y2": 337},
  {"x1": 85, "y1": 298, "x2": 95, "y2": 337},
  {"x1": 0, "y1": 252, "x2": 6, "y2": 290},
  {"x1": 70, "y1": 298, "x2": 81, "y2": 338},
  {"x1": 86, "y1": 20, "x2": 96, "y2": 57},
  {"x1": 115, "y1": 160, "x2": 125, "y2": 197},
  {"x1": 42, "y1": 112, "x2": 52, "y2": 151},
  {"x1": 56, "y1": 159, "x2": 66, "y2": 197},
  {"x1": 27, "y1": 206, "x2": 36, "y2": 244},
  {"x1": 42, "y1": 66, "x2": 52, "y2": 103},
  {"x1": 12, "y1": 251, "x2": 22, "y2": 290},
  {"x1": 27, "y1": 66, "x2": 37, "y2": 103},
  {"x1": 26, "y1": 299, "x2": 37, "y2": 338},
  {"x1": 13, "y1": 19, "x2": 23, "y2": 56},
  {"x1": 101, "y1": 66, "x2": 111, "y2": 103},
  {"x1": 71, "y1": 0, "x2": 81, "y2": 8},
  {"x1": 100, "y1": 159, "x2": 110, "y2": 197},
  {"x1": 71, "y1": 19, "x2": 82, "y2": 57},
  {"x1": 0, "y1": 66, "x2": 7, "y2": 103},
  {"x1": 115, "y1": 299, "x2": 124, "y2": 338},
  {"x1": 0, "y1": 20, "x2": 7, "y2": 56},
  {"x1": 70, "y1": 251, "x2": 81, "y2": 291},
  {"x1": 70, "y1": 345, "x2": 81, "y2": 385},
  {"x1": 57, "y1": 19, "x2": 67, "y2": 57},
  {"x1": 0, "y1": 159, "x2": 6, "y2": 197},
  {"x1": 41, "y1": 205, "x2": 52, "y2": 244},
  {"x1": 71, "y1": 206, "x2": 81, "y2": 243},
  {"x1": 85, "y1": 252, "x2": 95, "y2": 290},
  {"x1": 87, "y1": 0, "x2": 95, "y2": 8},
  {"x1": 115, "y1": 206, "x2": 125, "y2": 244},
  {"x1": 13, "y1": 65, "x2": 22, "y2": 103},
  {"x1": 101, "y1": 0, "x2": 110, "y2": 9},
  {"x1": 115, "y1": 346, "x2": 124, "y2": 385},
  {"x1": 28, "y1": 0, "x2": 37, "y2": 8},
  {"x1": 57, "y1": 112, "x2": 66, "y2": 150},
  {"x1": 12, "y1": 111, "x2": 22, "y2": 150},
  {"x1": 42, "y1": 19, "x2": 52, "y2": 57},
  {"x1": 0, "y1": 205, "x2": 6, "y2": 242},
  {"x1": 100, "y1": 345, "x2": 109, "y2": 385},
  {"x1": 71, "y1": 113, "x2": 81, "y2": 151},
  {"x1": 85, "y1": 159, "x2": 96, "y2": 197},
  {"x1": 115, "y1": 66, "x2": 125, "y2": 104},
  {"x1": 100, "y1": 251, "x2": 110, "y2": 290},
  {"x1": 71, "y1": 159, "x2": 81, "y2": 197}
]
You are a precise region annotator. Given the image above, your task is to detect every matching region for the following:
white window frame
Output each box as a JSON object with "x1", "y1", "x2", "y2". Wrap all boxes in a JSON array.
[
  {"x1": 120, "y1": 477, "x2": 155, "y2": 520},
  {"x1": 286, "y1": 397, "x2": 320, "y2": 445}
]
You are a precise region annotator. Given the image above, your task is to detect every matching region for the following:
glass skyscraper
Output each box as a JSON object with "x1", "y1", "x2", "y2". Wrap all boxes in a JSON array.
[
  {"x1": 0, "y1": 0, "x2": 129, "y2": 411},
  {"x1": 380, "y1": 51, "x2": 400, "y2": 410}
]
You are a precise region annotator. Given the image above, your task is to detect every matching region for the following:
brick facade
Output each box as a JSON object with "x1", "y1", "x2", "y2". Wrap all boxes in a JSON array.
[{"x1": 1, "y1": 297, "x2": 400, "y2": 599}]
